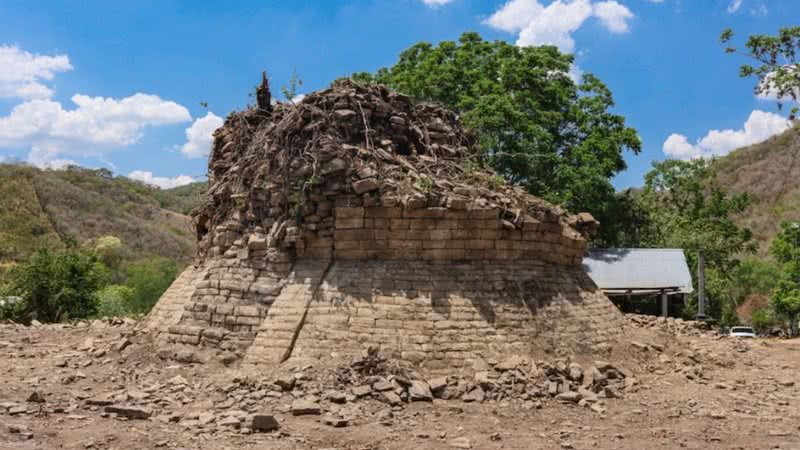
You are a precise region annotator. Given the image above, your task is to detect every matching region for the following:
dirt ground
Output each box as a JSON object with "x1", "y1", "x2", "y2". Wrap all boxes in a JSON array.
[{"x1": 1, "y1": 319, "x2": 799, "y2": 450}]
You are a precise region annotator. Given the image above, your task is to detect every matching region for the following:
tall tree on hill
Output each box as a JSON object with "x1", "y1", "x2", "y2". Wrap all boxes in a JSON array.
[{"x1": 351, "y1": 32, "x2": 641, "y2": 244}]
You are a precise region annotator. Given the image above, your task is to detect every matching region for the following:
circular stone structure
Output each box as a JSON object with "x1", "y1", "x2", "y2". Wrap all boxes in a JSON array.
[{"x1": 145, "y1": 80, "x2": 625, "y2": 370}]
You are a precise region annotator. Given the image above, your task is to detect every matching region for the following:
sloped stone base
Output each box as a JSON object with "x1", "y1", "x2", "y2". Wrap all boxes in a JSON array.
[{"x1": 147, "y1": 259, "x2": 624, "y2": 369}]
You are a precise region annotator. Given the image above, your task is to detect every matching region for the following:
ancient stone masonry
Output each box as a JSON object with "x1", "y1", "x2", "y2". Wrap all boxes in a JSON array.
[{"x1": 144, "y1": 79, "x2": 622, "y2": 368}]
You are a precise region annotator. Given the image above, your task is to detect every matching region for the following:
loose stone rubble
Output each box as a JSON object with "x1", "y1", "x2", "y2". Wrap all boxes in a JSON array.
[
  {"x1": 4, "y1": 315, "x2": 800, "y2": 449},
  {"x1": 144, "y1": 79, "x2": 625, "y2": 370}
]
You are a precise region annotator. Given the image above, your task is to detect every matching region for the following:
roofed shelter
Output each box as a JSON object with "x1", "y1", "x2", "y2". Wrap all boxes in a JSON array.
[{"x1": 583, "y1": 249, "x2": 693, "y2": 317}]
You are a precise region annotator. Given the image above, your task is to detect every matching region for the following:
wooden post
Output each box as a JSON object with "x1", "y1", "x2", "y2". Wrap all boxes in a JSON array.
[
  {"x1": 661, "y1": 290, "x2": 668, "y2": 317},
  {"x1": 697, "y1": 250, "x2": 706, "y2": 320}
]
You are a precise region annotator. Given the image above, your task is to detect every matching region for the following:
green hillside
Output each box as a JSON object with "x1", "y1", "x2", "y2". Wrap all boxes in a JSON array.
[
  {"x1": 714, "y1": 125, "x2": 800, "y2": 253},
  {"x1": 0, "y1": 164, "x2": 206, "y2": 266}
]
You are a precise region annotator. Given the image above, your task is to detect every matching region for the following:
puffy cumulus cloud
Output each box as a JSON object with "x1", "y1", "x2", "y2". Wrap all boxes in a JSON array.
[
  {"x1": 593, "y1": 1, "x2": 634, "y2": 33},
  {"x1": 485, "y1": 0, "x2": 634, "y2": 53},
  {"x1": 0, "y1": 45, "x2": 73, "y2": 100},
  {"x1": 663, "y1": 110, "x2": 791, "y2": 160},
  {"x1": 128, "y1": 170, "x2": 196, "y2": 189},
  {"x1": 180, "y1": 112, "x2": 223, "y2": 158},
  {"x1": 420, "y1": 0, "x2": 454, "y2": 6},
  {"x1": 0, "y1": 93, "x2": 191, "y2": 152},
  {"x1": 484, "y1": 0, "x2": 544, "y2": 33}
]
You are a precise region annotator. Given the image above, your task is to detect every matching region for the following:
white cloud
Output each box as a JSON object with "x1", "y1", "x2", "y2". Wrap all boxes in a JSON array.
[
  {"x1": 727, "y1": 0, "x2": 743, "y2": 13},
  {"x1": 484, "y1": 0, "x2": 544, "y2": 33},
  {"x1": 26, "y1": 146, "x2": 78, "y2": 170},
  {"x1": 485, "y1": 0, "x2": 634, "y2": 53},
  {"x1": 180, "y1": 112, "x2": 223, "y2": 158},
  {"x1": 0, "y1": 93, "x2": 191, "y2": 155},
  {"x1": 421, "y1": 0, "x2": 454, "y2": 6},
  {"x1": 593, "y1": 1, "x2": 634, "y2": 33},
  {"x1": 0, "y1": 45, "x2": 72, "y2": 100},
  {"x1": 663, "y1": 110, "x2": 791, "y2": 160},
  {"x1": 128, "y1": 170, "x2": 195, "y2": 189}
]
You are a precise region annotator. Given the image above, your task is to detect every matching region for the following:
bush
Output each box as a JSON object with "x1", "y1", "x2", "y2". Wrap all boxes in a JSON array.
[
  {"x1": 3, "y1": 247, "x2": 109, "y2": 323},
  {"x1": 751, "y1": 308, "x2": 778, "y2": 335},
  {"x1": 124, "y1": 258, "x2": 179, "y2": 315},
  {"x1": 737, "y1": 294, "x2": 770, "y2": 324},
  {"x1": 94, "y1": 285, "x2": 135, "y2": 318}
]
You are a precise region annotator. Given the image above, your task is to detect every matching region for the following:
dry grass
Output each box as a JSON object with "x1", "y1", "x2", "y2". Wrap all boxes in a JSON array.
[
  {"x1": 713, "y1": 125, "x2": 800, "y2": 253},
  {"x1": 0, "y1": 164, "x2": 201, "y2": 265}
]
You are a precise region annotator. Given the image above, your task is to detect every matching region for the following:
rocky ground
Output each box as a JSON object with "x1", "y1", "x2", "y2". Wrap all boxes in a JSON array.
[{"x1": 1, "y1": 316, "x2": 799, "y2": 449}]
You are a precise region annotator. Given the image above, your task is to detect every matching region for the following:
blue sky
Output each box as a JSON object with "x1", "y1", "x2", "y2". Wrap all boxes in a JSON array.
[{"x1": 0, "y1": 0, "x2": 796, "y2": 189}]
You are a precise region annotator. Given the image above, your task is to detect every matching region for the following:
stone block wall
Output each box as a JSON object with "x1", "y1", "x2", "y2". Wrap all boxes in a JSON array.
[
  {"x1": 242, "y1": 260, "x2": 622, "y2": 370},
  {"x1": 148, "y1": 204, "x2": 619, "y2": 366},
  {"x1": 297, "y1": 206, "x2": 586, "y2": 266}
]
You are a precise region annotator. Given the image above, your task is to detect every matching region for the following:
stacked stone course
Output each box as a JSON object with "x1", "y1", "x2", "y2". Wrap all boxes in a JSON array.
[{"x1": 145, "y1": 79, "x2": 624, "y2": 368}]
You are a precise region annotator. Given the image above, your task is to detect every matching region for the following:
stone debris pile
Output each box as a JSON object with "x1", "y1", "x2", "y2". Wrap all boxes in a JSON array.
[
  {"x1": 626, "y1": 314, "x2": 711, "y2": 336},
  {"x1": 193, "y1": 78, "x2": 595, "y2": 264}
]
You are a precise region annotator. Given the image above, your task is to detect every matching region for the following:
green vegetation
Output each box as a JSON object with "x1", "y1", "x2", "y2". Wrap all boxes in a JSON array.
[
  {"x1": 1, "y1": 244, "x2": 109, "y2": 323},
  {"x1": 721, "y1": 26, "x2": 800, "y2": 117},
  {"x1": 0, "y1": 239, "x2": 180, "y2": 323},
  {"x1": 770, "y1": 222, "x2": 800, "y2": 332},
  {"x1": 351, "y1": 32, "x2": 641, "y2": 246},
  {"x1": 0, "y1": 163, "x2": 195, "y2": 322},
  {"x1": 123, "y1": 258, "x2": 179, "y2": 315}
]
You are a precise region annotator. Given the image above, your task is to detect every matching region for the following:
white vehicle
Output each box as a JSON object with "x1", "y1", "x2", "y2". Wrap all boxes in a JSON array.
[{"x1": 729, "y1": 326, "x2": 756, "y2": 338}]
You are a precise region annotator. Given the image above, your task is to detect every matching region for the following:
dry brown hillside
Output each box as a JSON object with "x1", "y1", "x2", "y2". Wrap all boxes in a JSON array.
[
  {"x1": 714, "y1": 125, "x2": 800, "y2": 253},
  {"x1": 0, "y1": 164, "x2": 200, "y2": 265}
]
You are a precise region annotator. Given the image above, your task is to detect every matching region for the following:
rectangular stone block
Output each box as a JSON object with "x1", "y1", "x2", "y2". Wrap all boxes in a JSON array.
[
  {"x1": 409, "y1": 219, "x2": 437, "y2": 230},
  {"x1": 334, "y1": 229, "x2": 374, "y2": 240},
  {"x1": 336, "y1": 217, "x2": 364, "y2": 229},
  {"x1": 465, "y1": 240, "x2": 494, "y2": 250},
  {"x1": 389, "y1": 239, "x2": 423, "y2": 250},
  {"x1": 468, "y1": 209, "x2": 498, "y2": 220},
  {"x1": 335, "y1": 207, "x2": 365, "y2": 219},
  {"x1": 402, "y1": 208, "x2": 446, "y2": 219},
  {"x1": 366, "y1": 207, "x2": 402, "y2": 218},
  {"x1": 390, "y1": 219, "x2": 410, "y2": 230},
  {"x1": 236, "y1": 305, "x2": 262, "y2": 317}
]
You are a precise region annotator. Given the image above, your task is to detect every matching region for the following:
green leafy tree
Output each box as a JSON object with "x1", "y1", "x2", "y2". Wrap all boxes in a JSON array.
[
  {"x1": 3, "y1": 245, "x2": 109, "y2": 323},
  {"x1": 639, "y1": 159, "x2": 756, "y2": 321},
  {"x1": 721, "y1": 26, "x2": 800, "y2": 118},
  {"x1": 125, "y1": 258, "x2": 179, "y2": 314},
  {"x1": 351, "y1": 32, "x2": 641, "y2": 239},
  {"x1": 770, "y1": 222, "x2": 800, "y2": 333}
]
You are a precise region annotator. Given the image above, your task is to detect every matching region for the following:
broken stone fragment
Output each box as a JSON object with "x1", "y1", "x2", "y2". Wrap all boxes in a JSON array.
[
  {"x1": 323, "y1": 414, "x2": 349, "y2": 427},
  {"x1": 462, "y1": 387, "x2": 485, "y2": 403},
  {"x1": 251, "y1": 414, "x2": 279, "y2": 432},
  {"x1": 409, "y1": 380, "x2": 433, "y2": 402},
  {"x1": 274, "y1": 375, "x2": 295, "y2": 391},
  {"x1": 333, "y1": 109, "x2": 357, "y2": 120},
  {"x1": 104, "y1": 405, "x2": 152, "y2": 420},
  {"x1": 381, "y1": 391, "x2": 402, "y2": 406},
  {"x1": 290, "y1": 399, "x2": 321, "y2": 416},
  {"x1": 352, "y1": 177, "x2": 380, "y2": 194},
  {"x1": 428, "y1": 377, "x2": 448, "y2": 397},
  {"x1": 555, "y1": 391, "x2": 582, "y2": 403}
]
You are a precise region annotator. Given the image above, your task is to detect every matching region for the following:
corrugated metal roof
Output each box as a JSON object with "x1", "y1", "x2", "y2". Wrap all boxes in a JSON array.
[{"x1": 583, "y1": 248, "x2": 694, "y2": 294}]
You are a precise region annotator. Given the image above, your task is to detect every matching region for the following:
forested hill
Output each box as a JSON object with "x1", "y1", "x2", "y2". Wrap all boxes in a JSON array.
[
  {"x1": 0, "y1": 164, "x2": 207, "y2": 266},
  {"x1": 714, "y1": 125, "x2": 800, "y2": 252}
]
